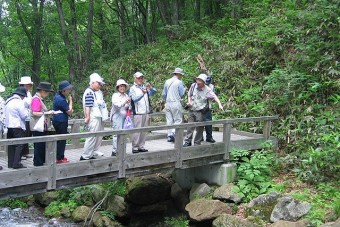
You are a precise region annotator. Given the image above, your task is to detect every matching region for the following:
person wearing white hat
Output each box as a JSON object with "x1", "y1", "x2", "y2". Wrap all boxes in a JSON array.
[
  {"x1": 0, "y1": 83, "x2": 5, "y2": 170},
  {"x1": 80, "y1": 73, "x2": 107, "y2": 160},
  {"x1": 162, "y1": 68, "x2": 186, "y2": 142},
  {"x1": 129, "y1": 72, "x2": 157, "y2": 153},
  {"x1": 110, "y1": 79, "x2": 130, "y2": 156},
  {"x1": 183, "y1": 73, "x2": 224, "y2": 147},
  {"x1": 19, "y1": 75, "x2": 34, "y2": 159}
]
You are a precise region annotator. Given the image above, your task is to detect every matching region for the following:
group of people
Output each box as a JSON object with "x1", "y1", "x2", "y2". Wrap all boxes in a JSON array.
[{"x1": 0, "y1": 68, "x2": 223, "y2": 169}]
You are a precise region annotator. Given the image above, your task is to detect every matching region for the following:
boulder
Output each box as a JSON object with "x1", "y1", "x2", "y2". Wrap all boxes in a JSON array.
[
  {"x1": 88, "y1": 185, "x2": 106, "y2": 204},
  {"x1": 213, "y1": 183, "x2": 243, "y2": 204},
  {"x1": 212, "y1": 214, "x2": 256, "y2": 227},
  {"x1": 71, "y1": 205, "x2": 91, "y2": 222},
  {"x1": 92, "y1": 211, "x2": 123, "y2": 227},
  {"x1": 270, "y1": 196, "x2": 311, "y2": 222},
  {"x1": 320, "y1": 218, "x2": 340, "y2": 227},
  {"x1": 128, "y1": 200, "x2": 170, "y2": 215},
  {"x1": 34, "y1": 191, "x2": 60, "y2": 206},
  {"x1": 185, "y1": 198, "x2": 233, "y2": 222},
  {"x1": 269, "y1": 219, "x2": 309, "y2": 227},
  {"x1": 171, "y1": 183, "x2": 190, "y2": 211},
  {"x1": 125, "y1": 175, "x2": 171, "y2": 205},
  {"x1": 105, "y1": 195, "x2": 128, "y2": 218},
  {"x1": 246, "y1": 192, "x2": 281, "y2": 222},
  {"x1": 189, "y1": 183, "x2": 211, "y2": 201}
]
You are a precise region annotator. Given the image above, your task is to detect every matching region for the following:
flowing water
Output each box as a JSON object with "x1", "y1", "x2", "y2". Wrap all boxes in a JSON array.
[{"x1": 0, "y1": 206, "x2": 80, "y2": 227}]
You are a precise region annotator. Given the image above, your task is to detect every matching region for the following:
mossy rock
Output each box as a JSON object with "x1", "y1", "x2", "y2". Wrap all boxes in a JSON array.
[{"x1": 245, "y1": 202, "x2": 277, "y2": 222}]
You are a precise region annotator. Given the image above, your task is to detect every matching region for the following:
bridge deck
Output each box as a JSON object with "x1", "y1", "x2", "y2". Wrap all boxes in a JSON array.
[{"x1": 0, "y1": 130, "x2": 256, "y2": 172}]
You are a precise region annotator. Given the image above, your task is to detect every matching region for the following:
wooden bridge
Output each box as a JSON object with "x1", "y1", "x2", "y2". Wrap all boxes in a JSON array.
[{"x1": 0, "y1": 114, "x2": 278, "y2": 200}]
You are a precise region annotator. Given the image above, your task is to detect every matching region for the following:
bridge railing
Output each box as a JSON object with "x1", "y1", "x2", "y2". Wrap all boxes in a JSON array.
[{"x1": 0, "y1": 115, "x2": 278, "y2": 193}]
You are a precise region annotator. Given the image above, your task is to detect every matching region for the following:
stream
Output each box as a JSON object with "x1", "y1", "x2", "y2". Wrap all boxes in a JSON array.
[{"x1": 0, "y1": 206, "x2": 80, "y2": 227}]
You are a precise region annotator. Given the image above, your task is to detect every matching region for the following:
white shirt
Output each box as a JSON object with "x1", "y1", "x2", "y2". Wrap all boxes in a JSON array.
[
  {"x1": 23, "y1": 90, "x2": 32, "y2": 121},
  {"x1": 5, "y1": 94, "x2": 28, "y2": 130}
]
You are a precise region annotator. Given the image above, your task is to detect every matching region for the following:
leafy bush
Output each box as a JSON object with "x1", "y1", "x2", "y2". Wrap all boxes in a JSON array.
[
  {"x1": 163, "y1": 216, "x2": 189, "y2": 227},
  {"x1": 231, "y1": 148, "x2": 276, "y2": 202},
  {"x1": 0, "y1": 198, "x2": 27, "y2": 208},
  {"x1": 44, "y1": 200, "x2": 78, "y2": 217}
]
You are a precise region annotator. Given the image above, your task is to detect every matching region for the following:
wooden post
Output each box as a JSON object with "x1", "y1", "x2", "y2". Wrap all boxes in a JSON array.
[
  {"x1": 263, "y1": 120, "x2": 272, "y2": 140},
  {"x1": 174, "y1": 128, "x2": 184, "y2": 168},
  {"x1": 117, "y1": 134, "x2": 127, "y2": 178},
  {"x1": 71, "y1": 122, "x2": 81, "y2": 148},
  {"x1": 223, "y1": 123, "x2": 232, "y2": 161},
  {"x1": 46, "y1": 141, "x2": 57, "y2": 190}
]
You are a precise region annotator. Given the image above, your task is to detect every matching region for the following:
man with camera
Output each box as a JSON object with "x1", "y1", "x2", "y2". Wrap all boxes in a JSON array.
[{"x1": 183, "y1": 74, "x2": 223, "y2": 147}]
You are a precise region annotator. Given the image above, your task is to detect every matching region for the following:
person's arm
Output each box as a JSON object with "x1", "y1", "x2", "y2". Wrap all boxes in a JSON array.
[
  {"x1": 129, "y1": 86, "x2": 144, "y2": 102},
  {"x1": 83, "y1": 91, "x2": 94, "y2": 124},
  {"x1": 31, "y1": 98, "x2": 54, "y2": 117},
  {"x1": 66, "y1": 95, "x2": 73, "y2": 115},
  {"x1": 206, "y1": 90, "x2": 224, "y2": 111},
  {"x1": 162, "y1": 83, "x2": 167, "y2": 100},
  {"x1": 178, "y1": 81, "x2": 185, "y2": 98}
]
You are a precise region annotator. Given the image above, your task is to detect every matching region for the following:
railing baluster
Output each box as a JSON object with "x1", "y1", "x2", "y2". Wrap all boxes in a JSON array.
[
  {"x1": 117, "y1": 134, "x2": 127, "y2": 178},
  {"x1": 223, "y1": 123, "x2": 232, "y2": 161},
  {"x1": 263, "y1": 120, "x2": 272, "y2": 140},
  {"x1": 174, "y1": 128, "x2": 184, "y2": 168},
  {"x1": 46, "y1": 141, "x2": 57, "y2": 190},
  {"x1": 71, "y1": 121, "x2": 81, "y2": 148}
]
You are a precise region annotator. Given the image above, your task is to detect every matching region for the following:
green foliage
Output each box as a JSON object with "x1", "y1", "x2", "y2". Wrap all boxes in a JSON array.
[
  {"x1": 0, "y1": 198, "x2": 27, "y2": 208},
  {"x1": 231, "y1": 149, "x2": 276, "y2": 202},
  {"x1": 103, "y1": 179, "x2": 127, "y2": 197},
  {"x1": 163, "y1": 216, "x2": 190, "y2": 227},
  {"x1": 44, "y1": 200, "x2": 78, "y2": 217},
  {"x1": 290, "y1": 183, "x2": 340, "y2": 226},
  {"x1": 99, "y1": 210, "x2": 115, "y2": 221}
]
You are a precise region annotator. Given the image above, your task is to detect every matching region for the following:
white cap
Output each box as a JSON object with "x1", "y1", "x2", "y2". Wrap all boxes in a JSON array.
[
  {"x1": 89, "y1": 73, "x2": 105, "y2": 85},
  {"x1": 19, "y1": 76, "x2": 34, "y2": 85},
  {"x1": 133, "y1": 72, "x2": 144, "y2": 78},
  {"x1": 196, "y1": 74, "x2": 207, "y2": 83},
  {"x1": 172, "y1": 68, "x2": 184, "y2": 75},
  {"x1": 116, "y1": 79, "x2": 129, "y2": 90},
  {"x1": 0, "y1": 83, "x2": 5, "y2": 92}
]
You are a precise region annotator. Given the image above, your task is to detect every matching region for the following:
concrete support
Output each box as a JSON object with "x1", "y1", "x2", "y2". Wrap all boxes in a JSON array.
[{"x1": 173, "y1": 163, "x2": 237, "y2": 189}]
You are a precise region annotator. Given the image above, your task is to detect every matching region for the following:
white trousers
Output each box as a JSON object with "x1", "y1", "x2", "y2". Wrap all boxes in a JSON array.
[
  {"x1": 82, "y1": 118, "x2": 104, "y2": 159},
  {"x1": 132, "y1": 114, "x2": 149, "y2": 150},
  {"x1": 165, "y1": 102, "x2": 183, "y2": 137}
]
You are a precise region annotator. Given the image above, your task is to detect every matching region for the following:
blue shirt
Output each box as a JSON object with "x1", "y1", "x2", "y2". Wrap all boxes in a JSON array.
[{"x1": 53, "y1": 93, "x2": 70, "y2": 122}]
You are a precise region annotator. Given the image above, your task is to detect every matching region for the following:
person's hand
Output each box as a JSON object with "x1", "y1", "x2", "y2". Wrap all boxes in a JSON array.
[
  {"x1": 125, "y1": 98, "x2": 131, "y2": 104},
  {"x1": 45, "y1": 110, "x2": 54, "y2": 115},
  {"x1": 146, "y1": 82, "x2": 152, "y2": 90},
  {"x1": 68, "y1": 95, "x2": 73, "y2": 103},
  {"x1": 218, "y1": 104, "x2": 224, "y2": 111},
  {"x1": 142, "y1": 88, "x2": 147, "y2": 93}
]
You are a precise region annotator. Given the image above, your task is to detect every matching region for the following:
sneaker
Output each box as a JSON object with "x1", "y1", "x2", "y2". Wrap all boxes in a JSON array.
[
  {"x1": 167, "y1": 136, "x2": 175, "y2": 142},
  {"x1": 56, "y1": 159, "x2": 64, "y2": 164},
  {"x1": 80, "y1": 156, "x2": 96, "y2": 161},
  {"x1": 94, "y1": 151, "x2": 104, "y2": 156},
  {"x1": 138, "y1": 148, "x2": 148, "y2": 152},
  {"x1": 132, "y1": 149, "x2": 139, "y2": 154},
  {"x1": 24, "y1": 154, "x2": 33, "y2": 158},
  {"x1": 111, "y1": 152, "x2": 117, "y2": 156},
  {"x1": 13, "y1": 164, "x2": 27, "y2": 169},
  {"x1": 206, "y1": 138, "x2": 216, "y2": 143},
  {"x1": 0, "y1": 166, "x2": 3, "y2": 170},
  {"x1": 183, "y1": 142, "x2": 192, "y2": 147},
  {"x1": 63, "y1": 157, "x2": 70, "y2": 162}
]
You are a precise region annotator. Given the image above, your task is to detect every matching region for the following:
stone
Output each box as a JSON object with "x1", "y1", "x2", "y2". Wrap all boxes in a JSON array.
[
  {"x1": 270, "y1": 196, "x2": 312, "y2": 222},
  {"x1": 105, "y1": 195, "x2": 128, "y2": 218},
  {"x1": 246, "y1": 192, "x2": 281, "y2": 222},
  {"x1": 128, "y1": 200, "x2": 170, "y2": 215},
  {"x1": 270, "y1": 219, "x2": 309, "y2": 227},
  {"x1": 171, "y1": 183, "x2": 190, "y2": 211},
  {"x1": 320, "y1": 218, "x2": 340, "y2": 227},
  {"x1": 125, "y1": 175, "x2": 171, "y2": 205},
  {"x1": 213, "y1": 183, "x2": 243, "y2": 204},
  {"x1": 212, "y1": 214, "x2": 257, "y2": 227},
  {"x1": 71, "y1": 205, "x2": 91, "y2": 222},
  {"x1": 34, "y1": 191, "x2": 60, "y2": 206},
  {"x1": 89, "y1": 185, "x2": 106, "y2": 204},
  {"x1": 189, "y1": 183, "x2": 211, "y2": 201},
  {"x1": 248, "y1": 192, "x2": 281, "y2": 207},
  {"x1": 185, "y1": 198, "x2": 233, "y2": 222}
]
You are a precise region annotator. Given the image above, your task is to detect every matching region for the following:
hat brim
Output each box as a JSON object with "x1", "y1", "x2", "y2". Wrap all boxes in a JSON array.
[
  {"x1": 37, "y1": 87, "x2": 54, "y2": 92},
  {"x1": 116, "y1": 83, "x2": 129, "y2": 90},
  {"x1": 19, "y1": 82, "x2": 34, "y2": 85},
  {"x1": 59, "y1": 84, "x2": 73, "y2": 91},
  {"x1": 173, "y1": 71, "x2": 184, "y2": 75},
  {"x1": 14, "y1": 92, "x2": 27, "y2": 97}
]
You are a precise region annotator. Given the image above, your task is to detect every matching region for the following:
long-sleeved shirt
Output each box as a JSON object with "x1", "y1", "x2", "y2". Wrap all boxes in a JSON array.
[
  {"x1": 5, "y1": 94, "x2": 28, "y2": 130},
  {"x1": 162, "y1": 76, "x2": 185, "y2": 102}
]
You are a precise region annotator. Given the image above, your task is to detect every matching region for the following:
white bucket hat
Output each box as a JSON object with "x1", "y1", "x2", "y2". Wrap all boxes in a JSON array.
[
  {"x1": 196, "y1": 74, "x2": 207, "y2": 83},
  {"x1": 133, "y1": 72, "x2": 144, "y2": 78},
  {"x1": 0, "y1": 83, "x2": 5, "y2": 92},
  {"x1": 89, "y1": 73, "x2": 105, "y2": 85},
  {"x1": 172, "y1": 68, "x2": 184, "y2": 75},
  {"x1": 19, "y1": 76, "x2": 34, "y2": 85},
  {"x1": 116, "y1": 79, "x2": 129, "y2": 90}
]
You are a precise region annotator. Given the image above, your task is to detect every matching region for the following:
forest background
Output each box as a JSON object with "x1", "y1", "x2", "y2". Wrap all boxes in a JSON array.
[{"x1": 0, "y1": 0, "x2": 339, "y2": 226}]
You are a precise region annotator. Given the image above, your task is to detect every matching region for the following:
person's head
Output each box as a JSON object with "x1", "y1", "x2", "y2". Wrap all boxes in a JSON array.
[
  {"x1": 36, "y1": 82, "x2": 54, "y2": 98},
  {"x1": 13, "y1": 86, "x2": 27, "y2": 100},
  {"x1": 172, "y1": 68, "x2": 184, "y2": 79},
  {"x1": 58, "y1": 80, "x2": 73, "y2": 96},
  {"x1": 89, "y1": 73, "x2": 105, "y2": 91},
  {"x1": 19, "y1": 76, "x2": 34, "y2": 91},
  {"x1": 206, "y1": 74, "x2": 212, "y2": 85},
  {"x1": 133, "y1": 72, "x2": 144, "y2": 85},
  {"x1": 116, "y1": 79, "x2": 129, "y2": 94},
  {"x1": 195, "y1": 74, "x2": 207, "y2": 88}
]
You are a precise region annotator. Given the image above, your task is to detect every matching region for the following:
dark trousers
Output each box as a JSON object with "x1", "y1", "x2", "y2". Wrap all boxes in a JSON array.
[
  {"x1": 32, "y1": 131, "x2": 46, "y2": 166},
  {"x1": 7, "y1": 128, "x2": 25, "y2": 168},
  {"x1": 22, "y1": 121, "x2": 31, "y2": 156},
  {"x1": 52, "y1": 121, "x2": 68, "y2": 160},
  {"x1": 203, "y1": 110, "x2": 213, "y2": 140}
]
